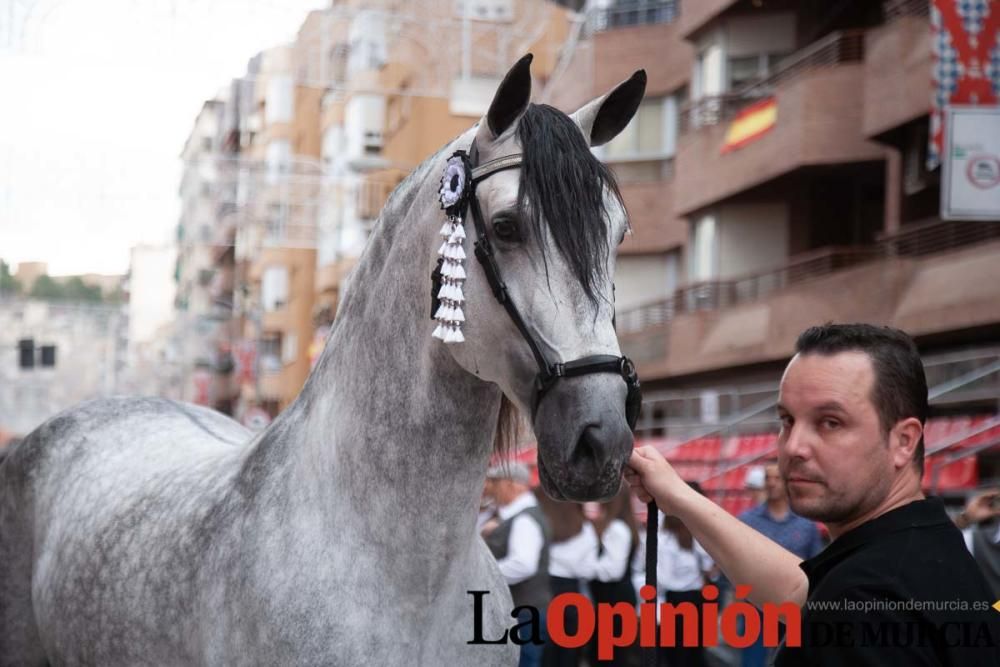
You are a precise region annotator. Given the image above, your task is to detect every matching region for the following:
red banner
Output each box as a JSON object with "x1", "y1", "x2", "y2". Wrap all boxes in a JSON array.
[{"x1": 930, "y1": 0, "x2": 1000, "y2": 168}]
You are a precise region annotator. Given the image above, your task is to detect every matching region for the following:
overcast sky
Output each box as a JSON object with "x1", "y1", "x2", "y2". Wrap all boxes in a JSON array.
[{"x1": 0, "y1": 0, "x2": 327, "y2": 276}]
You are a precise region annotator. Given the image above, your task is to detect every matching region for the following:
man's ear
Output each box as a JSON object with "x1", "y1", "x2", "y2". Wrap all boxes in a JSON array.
[
  {"x1": 570, "y1": 70, "x2": 647, "y2": 147},
  {"x1": 475, "y1": 53, "x2": 533, "y2": 147},
  {"x1": 891, "y1": 417, "x2": 924, "y2": 469}
]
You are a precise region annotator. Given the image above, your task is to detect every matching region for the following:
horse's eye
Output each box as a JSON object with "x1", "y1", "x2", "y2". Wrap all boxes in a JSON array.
[{"x1": 492, "y1": 217, "x2": 521, "y2": 243}]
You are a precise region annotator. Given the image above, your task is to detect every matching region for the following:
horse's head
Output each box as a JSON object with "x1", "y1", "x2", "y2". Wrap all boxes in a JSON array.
[{"x1": 442, "y1": 55, "x2": 646, "y2": 502}]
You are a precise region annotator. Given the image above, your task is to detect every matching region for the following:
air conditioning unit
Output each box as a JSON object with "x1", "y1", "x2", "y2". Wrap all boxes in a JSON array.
[{"x1": 345, "y1": 94, "x2": 389, "y2": 171}]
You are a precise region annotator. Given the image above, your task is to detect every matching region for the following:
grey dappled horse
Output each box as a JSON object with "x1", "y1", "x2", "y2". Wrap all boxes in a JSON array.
[{"x1": 0, "y1": 56, "x2": 645, "y2": 666}]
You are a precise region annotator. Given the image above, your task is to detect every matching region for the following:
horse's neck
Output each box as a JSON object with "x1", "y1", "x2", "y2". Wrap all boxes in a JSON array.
[{"x1": 247, "y1": 146, "x2": 501, "y2": 561}]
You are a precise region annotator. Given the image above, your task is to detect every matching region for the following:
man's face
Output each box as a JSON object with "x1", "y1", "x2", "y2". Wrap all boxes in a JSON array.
[
  {"x1": 490, "y1": 479, "x2": 519, "y2": 506},
  {"x1": 776, "y1": 351, "x2": 892, "y2": 525},
  {"x1": 764, "y1": 464, "x2": 784, "y2": 503}
]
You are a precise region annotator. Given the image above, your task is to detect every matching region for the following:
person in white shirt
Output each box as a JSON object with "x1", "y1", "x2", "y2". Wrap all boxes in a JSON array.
[
  {"x1": 481, "y1": 463, "x2": 551, "y2": 667},
  {"x1": 657, "y1": 483, "x2": 715, "y2": 667},
  {"x1": 540, "y1": 500, "x2": 593, "y2": 667},
  {"x1": 582, "y1": 486, "x2": 640, "y2": 667}
]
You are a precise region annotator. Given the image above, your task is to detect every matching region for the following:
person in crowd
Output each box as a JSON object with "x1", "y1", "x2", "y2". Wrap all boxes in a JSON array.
[
  {"x1": 737, "y1": 461, "x2": 825, "y2": 667},
  {"x1": 954, "y1": 487, "x2": 1000, "y2": 598},
  {"x1": 625, "y1": 323, "x2": 1000, "y2": 665},
  {"x1": 744, "y1": 466, "x2": 767, "y2": 507},
  {"x1": 478, "y1": 482, "x2": 498, "y2": 533},
  {"x1": 536, "y1": 495, "x2": 592, "y2": 667},
  {"x1": 482, "y1": 463, "x2": 552, "y2": 667},
  {"x1": 657, "y1": 482, "x2": 714, "y2": 667},
  {"x1": 585, "y1": 484, "x2": 641, "y2": 667}
]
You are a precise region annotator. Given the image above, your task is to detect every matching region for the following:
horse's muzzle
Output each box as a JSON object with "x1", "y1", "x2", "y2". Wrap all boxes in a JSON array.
[{"x1": 533, "y1": 374, "x2": 633, "y2": 502}]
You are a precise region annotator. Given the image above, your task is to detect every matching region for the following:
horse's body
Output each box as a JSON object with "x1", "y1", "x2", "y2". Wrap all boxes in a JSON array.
[
  {"x1": 0, "y1": 56, "x2": 645, "y2": 665},
  {"x1": 1, "y1": 396, "x2": 511, "y2": 666}
]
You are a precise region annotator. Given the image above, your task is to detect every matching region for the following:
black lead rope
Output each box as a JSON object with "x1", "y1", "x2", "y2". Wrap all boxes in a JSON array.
[{"x1": 644, "y1": 500, "x2": 658, "y2": 667}]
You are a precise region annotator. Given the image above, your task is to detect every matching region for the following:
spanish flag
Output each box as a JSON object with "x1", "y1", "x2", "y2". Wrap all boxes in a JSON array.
[{"x1": 721, "y1": 98, "x2": 777, "y2": 154}]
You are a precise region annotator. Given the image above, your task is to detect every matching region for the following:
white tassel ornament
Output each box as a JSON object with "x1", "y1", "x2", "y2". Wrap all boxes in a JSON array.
[{"x1": 433, "y1": 215, "x2": 468, "y2": 344}]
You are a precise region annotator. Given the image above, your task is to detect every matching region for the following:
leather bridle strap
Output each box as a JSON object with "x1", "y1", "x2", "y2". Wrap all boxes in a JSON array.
[{"x1": 464, "y1": 142, "x2": 640, "y2": 425}]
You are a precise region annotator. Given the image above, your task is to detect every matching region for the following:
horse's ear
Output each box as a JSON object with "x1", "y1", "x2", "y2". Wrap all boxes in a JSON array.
[
  {"x1": 478, "y1": 53, "x2": 533, "y2": 142},
  {"x1": 571, "y1": 70, "x2": 647, "y2": 147}
]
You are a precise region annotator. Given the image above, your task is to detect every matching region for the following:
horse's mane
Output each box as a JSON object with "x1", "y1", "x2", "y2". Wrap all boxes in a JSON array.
[{"x1": 516, "y1": 103, "x2": 626, "y2": 306}]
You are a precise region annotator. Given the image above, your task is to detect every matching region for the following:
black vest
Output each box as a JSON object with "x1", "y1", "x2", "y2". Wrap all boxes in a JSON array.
[{"x1": 485, "y1": 503, "x2": 552, "y2": 610}]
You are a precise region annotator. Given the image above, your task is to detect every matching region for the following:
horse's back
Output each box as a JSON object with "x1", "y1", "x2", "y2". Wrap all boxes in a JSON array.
[{"x1": 0, "y1": 396, "x2": 251, "y2": 666}]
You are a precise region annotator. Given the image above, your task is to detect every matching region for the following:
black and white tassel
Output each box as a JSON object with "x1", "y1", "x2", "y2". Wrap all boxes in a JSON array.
[{"x1": 432, "y1": 215, "x2": 467, "y2": 343}]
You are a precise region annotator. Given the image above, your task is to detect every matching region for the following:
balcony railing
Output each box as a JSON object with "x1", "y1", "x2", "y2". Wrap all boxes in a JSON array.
[
  {"x1": 880, "y1": 218, "x2": 1000, "y2": 257},
  {"x1": 588, "y1": 0, "x2": 679, "y2": 33},
  {"x1": 680, "y1": 30, "x2": 866, "y2": 133},
  {"x1": 618, "y1": 219, "x2": 1000, "y2": 334},
  {"x1": 617, "y1": 246, "x2": 881, "y2": 333}
]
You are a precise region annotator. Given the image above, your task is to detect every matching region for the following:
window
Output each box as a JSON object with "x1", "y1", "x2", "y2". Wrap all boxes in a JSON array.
[
  {"x1": 265, "y1": 75, "x2": 294, "y2": 125},
  {"x1": 348, "y1": 11, "x2": 387, "y2": 74},
  {"x1": 728, "y1": 55, "x2": 761, "y2": 90},
  {"x1": 454, "y1": 0, "x2": 513, "y2": 21},
  {"x1": 604, "y1": 95, "x2": 679, "y2": 159},
  {"x1": 281, "y1": 332, "x2": 298, "y2": 365},
  {"x1": 261, "y1": 266, "x2": 289, "y2": 311},
  {"x1": 260, "y1": 334, "x2": 282, "y2": 373},
  {"x1": 727, "y1": 52, "x2": 790, "y2": 91},
  {"x1": 266, "y1": 140, "x2": 291, "y2": 184},
  {"x1": 690, "y1": 214, "x2": 718, "y2": 281}
]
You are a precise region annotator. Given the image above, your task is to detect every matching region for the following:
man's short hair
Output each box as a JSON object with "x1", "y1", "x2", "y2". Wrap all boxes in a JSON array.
[{"x1": 795, "y1": 323, "x2": 928, "y2": 473}]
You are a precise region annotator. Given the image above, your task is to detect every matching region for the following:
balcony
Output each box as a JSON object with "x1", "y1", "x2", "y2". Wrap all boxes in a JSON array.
[
  {"x1": 617, "y1": 220, "x2": 1000, "y2": 379},
  {"x1": 863, "y1": 0, "x2": 931, "y2": 137},
  {"x1": 677, "y1": 0, "x2": 739, "y2": 38},
  {"x1": 675, "y1": 30, "x2": 883, "y2": 214},
  {"x1": 593, "y1": 10, "x2": 693, "y2": 97},
  {"x1": 588, "y1": 0, "x2": 679, "y2": 33}
]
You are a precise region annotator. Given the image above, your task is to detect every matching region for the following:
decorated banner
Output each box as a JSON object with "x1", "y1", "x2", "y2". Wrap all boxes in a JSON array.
[
  {"x1": 930, "y1": 0, "x2": 1000, "y2": 168},
  {"x1": 721, "y1": 98, "x2": 777, "y2": 154}
]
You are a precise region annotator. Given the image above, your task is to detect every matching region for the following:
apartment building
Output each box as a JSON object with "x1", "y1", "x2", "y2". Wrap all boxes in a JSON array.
[
  {"x1": 542, "y1": 0, "x2": 1000, "y2": 512},
  {"x1": 176, "y1": 98, "x2": 227, "y2": 407},
  {"x1": 309, "y1": 0, "x2": 571, "y2": 318},
  {"x1": 190, "y1": 0, "x2": 572, "y2": 421},
  {"x1": 0, "y1": 299, "x2": 128, "y2": 437}
]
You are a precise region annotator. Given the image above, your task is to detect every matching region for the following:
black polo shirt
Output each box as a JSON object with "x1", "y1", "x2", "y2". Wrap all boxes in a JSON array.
[{"x1": 775, "y1": 497, "x2": 1000, "y2": 666}]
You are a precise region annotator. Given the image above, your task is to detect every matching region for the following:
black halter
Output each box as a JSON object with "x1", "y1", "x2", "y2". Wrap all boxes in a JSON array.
[{"x1": 432, "y1": 142, "x2": 642, "y2": 430}]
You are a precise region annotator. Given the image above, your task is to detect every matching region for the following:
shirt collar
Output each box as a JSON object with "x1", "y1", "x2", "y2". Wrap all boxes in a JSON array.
[
  {"x1": 497, "y1": 490, "x2": 537, "y2": 521},
  {"x1": 800, "y1": 497, "x2": 949, "y2": 583}
]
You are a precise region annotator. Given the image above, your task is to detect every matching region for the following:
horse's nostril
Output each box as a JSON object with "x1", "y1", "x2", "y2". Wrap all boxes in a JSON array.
[{"x1": 571, "y1": 425, "x2": 607, "y2": 468}]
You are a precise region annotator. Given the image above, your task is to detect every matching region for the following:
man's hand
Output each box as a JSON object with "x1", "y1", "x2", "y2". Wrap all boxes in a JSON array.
[
  {"x1": 624, "y1": 445, "x2": 686, "y2": 507},
  {"x1": 956, "y1": 488, "x2": 1000, "y2": 529}
]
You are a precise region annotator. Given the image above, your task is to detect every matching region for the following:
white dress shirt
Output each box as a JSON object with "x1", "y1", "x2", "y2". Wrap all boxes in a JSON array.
[
  {"x1": 656, "y1": 529, "x2": 713, "y2": 593},
  {"x1": 495, "y1": 491, "x2": 544, "y2": 585},
  {"x1": 584, "y1": 519, "x2": 634, "y2": 582},
  {"x1": 549, "y1": 522, "x2": 600, "y2": 579}
]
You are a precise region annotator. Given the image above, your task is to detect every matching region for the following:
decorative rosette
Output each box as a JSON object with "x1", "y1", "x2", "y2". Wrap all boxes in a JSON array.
[
  {"x1": 438, "y1": 152, "x2": 471, "y2": 213},
  {"x1": 433, "y1": 151, "x2": 472, "y2": 344}
]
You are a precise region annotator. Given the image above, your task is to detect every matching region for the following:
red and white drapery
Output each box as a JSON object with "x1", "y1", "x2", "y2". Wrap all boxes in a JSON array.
[{"x1": 930, "y1": 0, "x2": 1000, "y2": 168}]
